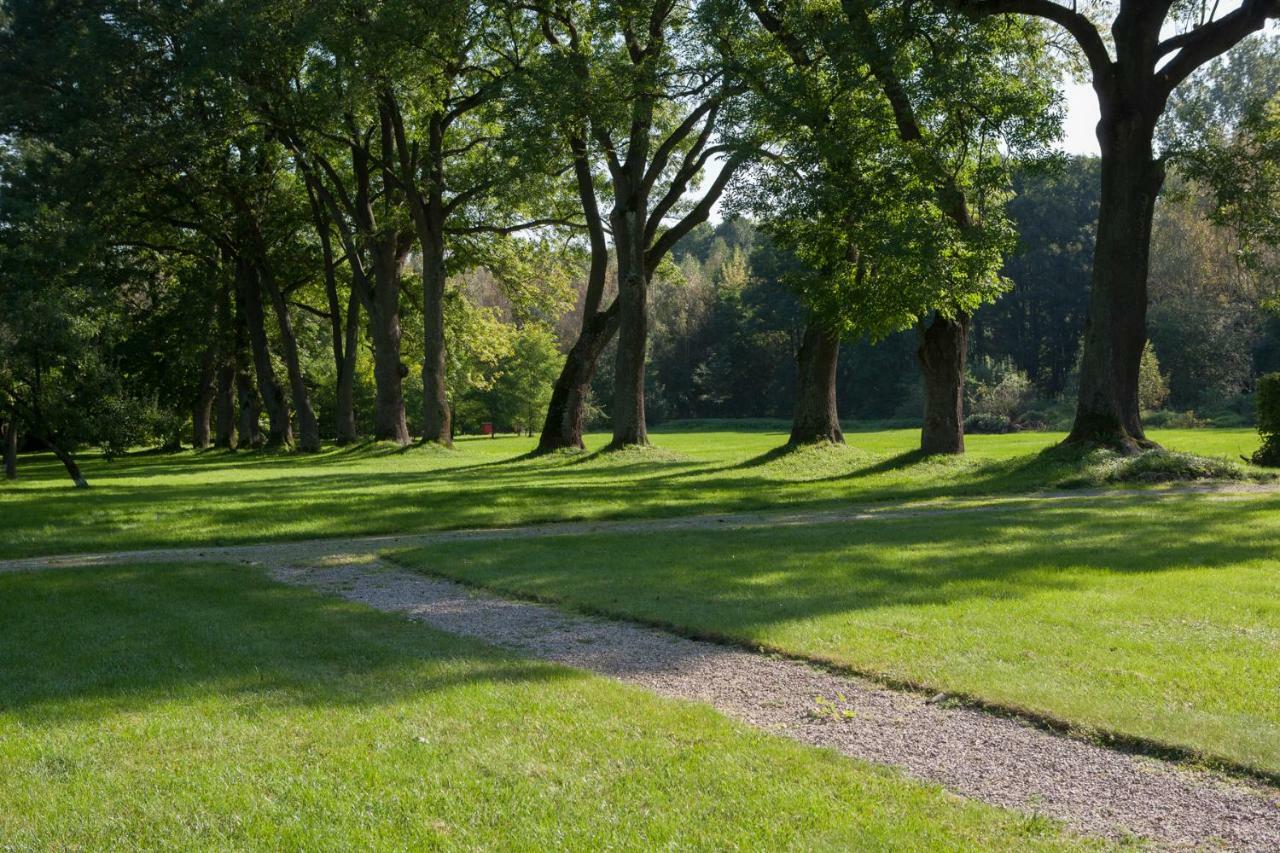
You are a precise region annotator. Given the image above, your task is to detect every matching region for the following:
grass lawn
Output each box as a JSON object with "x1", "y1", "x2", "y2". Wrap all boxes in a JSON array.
[
  {"x1": 0, "y1": 562, "x2": 1088, "y2": 850},
  {"x1": 0, "y1": 425, "x2": 1266, "y2": 559},
  {"x1": 391, "y1": 490, "x2": 1280, "y2": 777}
]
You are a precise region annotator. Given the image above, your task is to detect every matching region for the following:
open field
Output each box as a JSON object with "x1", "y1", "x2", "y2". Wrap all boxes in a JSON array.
[
  {"x1": 390, "y1": 489, "x2": 1280, "y2": 777},
  {"x1": 0, "y1": 561, "x2": 1082, "y2": 849},
  {"x1": 0, "y1": 426, "x2": 1266, "y2": 559}
]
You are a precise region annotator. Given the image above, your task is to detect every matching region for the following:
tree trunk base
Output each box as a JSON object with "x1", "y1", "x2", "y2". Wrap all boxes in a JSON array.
[
  {"x1": 534, "y1": 303, "x2": 619, "y2": 456},
  {"x1": 918, "y1": 313, "x2": 968, "y2": 456},
  {"x1": 788, "y1": 317, "x2": 844, "y2": 446},
  {"x1": 1063, "y1": 421, "x2": 1159, "y2": 455}
]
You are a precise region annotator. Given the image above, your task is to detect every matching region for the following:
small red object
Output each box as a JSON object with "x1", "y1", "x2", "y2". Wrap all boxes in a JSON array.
[{"x1": 481, "y1": 422, "x2": 494, "y2": 437}]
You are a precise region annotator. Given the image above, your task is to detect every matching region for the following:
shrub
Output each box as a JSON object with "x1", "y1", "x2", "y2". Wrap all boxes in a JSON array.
[
  {"x1": 1142, "y1": 409, "x2": 1208, "y2": 429},
  {"x1": 1138, "y1": 341, "x2": 1170, "y2": 411},
  {"x1": 966, "y1": 356, "x2": 1034, "y2": 419},
  {"x1": 964, "y1": 412, "x2": 1013, "y2": 434},
  {"x1": 1252, "y1": 373, "x2": 1280, "y2": 466}
]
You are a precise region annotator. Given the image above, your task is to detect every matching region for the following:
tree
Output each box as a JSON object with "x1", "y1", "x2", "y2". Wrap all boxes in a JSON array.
[
  {"x1": 239, "y1": 0, "x2": 415, "y2": 444},
  {"x1": 738, "y1": 0, "x2": 1058, "y2": 450},
  {"x1": 952, "y1": 0, "x2": 1280, "y2": 452},
  {"x1": 529, "y1": 0, "x2": 757, "y2": 449},
  {"x1": 379, "y1": 0, "x2": 575, "y2": 446},
  {"x1": 0, "y1": 147, "x2": 153, "y2": 486}
]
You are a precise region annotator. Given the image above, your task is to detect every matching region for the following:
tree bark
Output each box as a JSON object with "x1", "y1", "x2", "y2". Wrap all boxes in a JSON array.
[
  {"x1": 192, "y1": 343, "x2": 217, "y2": 449},
  {"x1": 3, "y1": 421, "x2": 16, "y2": 479},
  {"x1": 214, "y1": 285, "x2": 237, "y2": 449},
  {"x1": 918, "y1": 312, "x2": 968, "y2": 455},
  {"x1": 368, "y1": 248, "x2": 411, "y2": 444},
  {"x1": 789, "y1": 316, "x2": 844, "y2": 445},
  {"x1": 44, "y1": 438, "x2": 87, "y2": 488},
  {"x1": 537, "y1": 301, "x2": 620, "y2": 453},
  {"x1": 1067, "y1": 106, "x2": 1164, "y2": 453},
  {"x1": 420, "y1": 244, "x2": 451, "y2": 445},
  {"x1": 535, "y1": 131, "x2": 614, "y2": 454},
  {"x1": 215, "y1": 352, "x2": 236, "y2": 449},
  {"x1": 315, "y1": 196, "x2": 360, "y2": 446},
  {"x1": 335, "y1": 284, "x2": 361, "y2": 444},
  {"x1": 257, "y1": 260, "x2": 321, "y2": 452},
  {"x1": 610, "y1": 210, "x2": 649, "y2": 448},
  {"x1": 235, "y1": 258, "x2": 292, "y2": 448}
]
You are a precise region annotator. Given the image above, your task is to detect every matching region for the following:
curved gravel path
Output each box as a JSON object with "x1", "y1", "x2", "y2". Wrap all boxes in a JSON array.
[{"x1": 271, "y1": 557, "x2": 1280, "y2": 851}]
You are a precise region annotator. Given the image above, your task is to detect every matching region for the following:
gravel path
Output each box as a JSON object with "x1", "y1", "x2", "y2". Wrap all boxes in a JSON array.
[{"x1": 271, "y1": 557, "x2": 1280, "y2": 851}]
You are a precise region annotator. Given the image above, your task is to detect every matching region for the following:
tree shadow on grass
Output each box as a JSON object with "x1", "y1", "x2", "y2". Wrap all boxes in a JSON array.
[{"x1": 0, "y1": 562, "x2": 579, "y2": 723}]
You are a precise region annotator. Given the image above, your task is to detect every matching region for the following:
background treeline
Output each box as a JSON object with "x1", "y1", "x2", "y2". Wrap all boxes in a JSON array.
[{"x1": 637, "y1": 157, "x2": 1280, "y2": 431}]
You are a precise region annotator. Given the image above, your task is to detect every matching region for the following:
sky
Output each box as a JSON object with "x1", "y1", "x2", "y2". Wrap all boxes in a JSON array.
[{"x1": 1061, "y1": 81, "x2": 1102, "y2": 155}]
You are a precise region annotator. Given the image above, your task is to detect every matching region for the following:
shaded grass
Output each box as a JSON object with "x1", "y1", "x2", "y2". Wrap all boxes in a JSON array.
[
  {"x1": 0, "y1": 562, "x2": 1089, "y2": 849},
  {"x1": 390, "y1": 491, "x2": 1280, "y2": 777},
  {"x1": 0, "y1": 426, "x2": 1268, "y2": 560}
]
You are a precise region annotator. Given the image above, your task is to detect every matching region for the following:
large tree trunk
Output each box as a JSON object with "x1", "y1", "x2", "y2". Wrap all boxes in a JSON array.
[
  {"x1": 918, "y1": 312, "x2": 968, "y2": 456},
  {"x1": 420, "y1": 237, "x2": 451, "y2": 446},
  {"x1": 236, "y1": 259, "x2": 292, "y2": 448},
  {"x1": 1068, "y1": 108, "x2": 1164, "y2": 453},
  {"x1": 192, "y1": 343, "x2": 217, "y2": 450},
  {"x1": 536, "y1": 301, "x2": 620, "y2": 453},
  {"x1": 3, "y1": 421, "x2": 16, "y2": 479},
  {"x1": 610, "y1": 212, "x2": 649, "y2": 448},
  {"x1": 368, "y1": 250, "x2": 411, "y2": 445},
  {"x1": 258, "y1": 262, "x2": 321, "y2": 452},
  {"x1": 535, "y1": 134, "x2": 613, "y2": 455},
  {"x1": 789, "y1": 316, "x2": 844, "y2": 445}
]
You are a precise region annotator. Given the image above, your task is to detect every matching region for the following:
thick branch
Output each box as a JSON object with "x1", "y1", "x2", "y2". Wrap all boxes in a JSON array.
[
  {"x1": 1156, "y1": 0, "x2": 1278, "y2": 94},
  {"x1": 951, "y1": 0, "x2": 1113, "y2": 77}
]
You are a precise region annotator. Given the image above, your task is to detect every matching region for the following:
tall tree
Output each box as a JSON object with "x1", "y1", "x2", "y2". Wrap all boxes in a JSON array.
[
  {"x1": 739, "y1": 0, "x2": 1057, "y2": 451},
  {"x1": 952, "y1": 0, "x2": 1279, "y2": 451},
  {"x1": 531, "y1": 0, "x2": 753, "y2": 449}
]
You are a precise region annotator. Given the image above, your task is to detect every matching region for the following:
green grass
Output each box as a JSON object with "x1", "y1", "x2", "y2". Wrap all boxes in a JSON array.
[
  {"x1": 0, "y1": 426, "x2": 1267, "y2": 559},
  {"x1": 0, "y1": 562, "x2": 1089, "y2": 849},
  {"x1": 391, "y1": 490, "x2": 1280, "y2": 777}
]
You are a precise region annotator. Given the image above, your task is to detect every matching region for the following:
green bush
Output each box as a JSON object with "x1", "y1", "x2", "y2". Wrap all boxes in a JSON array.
[
  {"x1": 963, "y1": 412, "x2": 1013, "y2": 434},
  {"x1": 965, "y1": 356, "x2": 1034, "y2": 419},
  {"x1": 1252, "y1": 373, "x2": 1280, "y2": 466},
  {"x1": 1142, "y1": 409, "x2": 1208, "y2": 429}
]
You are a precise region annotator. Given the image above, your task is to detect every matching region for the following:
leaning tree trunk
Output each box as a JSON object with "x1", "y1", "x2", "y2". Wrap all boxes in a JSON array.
[
  {"x1": 236, "y1": 260, "x2": 292, "y2": 448},
  {"x1": 918, "y1": 312, "x2": 968, "y2": 456},
  {"x1": 1067, "y1": 109, "x2": 1164, "y2": 453},
  {"x1": 421, "y1": 241, "x2": 451, "y2": 446},
  {"x1": 789, "y1": 316, "x2": 844, "y2": 445},
  {"x1": 368, "y1": 251, "x2": 411, "y2": 445},
  {"x1": 259, "y1": 263, "x2": 321, "y2": 452},
  {"x1": 42, "y1": 437, "x2": 87, "y2": 488},
  {"x1": 3, "y1": 422, "x2": 16, "y2": 479},
  {"x1": 610, "y1": 214, "x2": 649, "y2": 449},
  {"x1": 536, "y1": 301, "x2": 620, "y2": 453},
  {"x1": 192, "y1": 344, "x2": 217, "y2": 449}
]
